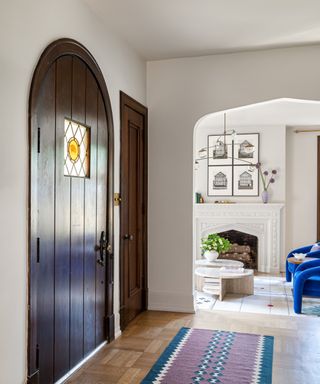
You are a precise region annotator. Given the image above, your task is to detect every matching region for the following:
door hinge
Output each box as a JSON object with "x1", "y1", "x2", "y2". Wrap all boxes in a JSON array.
[
  {"x1": 114, "y1": 193, "x2": 121, "y2": 206},
  {"x1": 37, "y1": 127, "x2": 40, "y2": 153},
  {"x1": 36, "y1": 237, "x2": 40, "y2": 263},
  {"x1": 36, "y1": 344, "x2": 40, "y2": 370}
]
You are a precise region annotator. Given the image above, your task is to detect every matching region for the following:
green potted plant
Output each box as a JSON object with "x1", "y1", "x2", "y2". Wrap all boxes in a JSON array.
[{"x1": 201, "y1": 233, "x2": 231, "y2": 261}]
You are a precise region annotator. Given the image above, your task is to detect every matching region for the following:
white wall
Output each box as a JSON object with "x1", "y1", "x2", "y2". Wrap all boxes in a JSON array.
[
  {"x1": 286, "y1": 126, "x2": 319, "y2": 253},
  {"x1": 147, "y1": 45, "x2": 320, "y2": 313},
  {"x1": 0, "y1": 1, "x2": 146, "y2": 383}
]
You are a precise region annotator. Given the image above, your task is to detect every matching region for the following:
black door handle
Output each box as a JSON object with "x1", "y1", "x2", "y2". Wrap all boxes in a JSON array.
[
  {"x1": 124, "y1": 234, "x2": 134, "y2": 241},
  {"x1": 95, "y1": 231, "x2": 109, "y2": 266}
]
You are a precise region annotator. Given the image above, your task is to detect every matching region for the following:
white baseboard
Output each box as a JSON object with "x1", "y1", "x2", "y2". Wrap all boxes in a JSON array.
[
  {"x1": 148, "y1": 290, "x2": 195, "y2": 313},
  {"x1": 115, "y1": 328, "x2": 122, "y2": 339},
  {"x1": 114, "y1": 311, "x2": 122, "y2": 339}
]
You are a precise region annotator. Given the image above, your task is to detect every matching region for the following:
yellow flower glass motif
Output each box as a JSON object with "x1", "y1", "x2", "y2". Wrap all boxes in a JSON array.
[
  {"x1": 64, "y1": 118, "x2": 90, "y2": 177},
  {"x1": 68, "y1": 138, "x2": 80, "y2": 162}
]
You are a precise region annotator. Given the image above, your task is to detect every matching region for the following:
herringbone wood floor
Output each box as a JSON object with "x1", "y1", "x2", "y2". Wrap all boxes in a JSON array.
[{"x1": 66, "y1": 310, "x2": 320, "y2": 383}]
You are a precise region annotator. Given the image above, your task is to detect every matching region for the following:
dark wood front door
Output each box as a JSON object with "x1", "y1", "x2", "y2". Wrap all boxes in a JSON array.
[
  {"x1": 28, "y1": 40, "x2": 114, "y2": 384},
  {"x1": 120, "y1": 92, "x2": 148, "y2": 330}
]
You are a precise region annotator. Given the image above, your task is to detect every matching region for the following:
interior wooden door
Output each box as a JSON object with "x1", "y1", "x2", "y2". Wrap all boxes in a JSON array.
[
  {"x1": 28, "y1": 40, "x2": 114, "y2": 384},
  {"x1": 120, "y1": 92, "x2": 148, "y2": 330}
]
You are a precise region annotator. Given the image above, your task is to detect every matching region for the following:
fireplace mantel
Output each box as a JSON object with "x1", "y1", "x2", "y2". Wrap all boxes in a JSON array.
[{"x1": 193, "y1": 203, "x2": 284, "y2": 273}]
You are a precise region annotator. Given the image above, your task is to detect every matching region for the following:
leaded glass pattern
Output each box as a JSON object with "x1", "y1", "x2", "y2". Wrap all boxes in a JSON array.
[{"x1": 64, "y1": 118, "x2": 90, "y2": 177}]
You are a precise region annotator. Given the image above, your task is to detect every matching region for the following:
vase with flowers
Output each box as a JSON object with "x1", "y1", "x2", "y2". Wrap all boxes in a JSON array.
[{"x1": 256, "y1": 163, "x2": 277, "y2": 203}]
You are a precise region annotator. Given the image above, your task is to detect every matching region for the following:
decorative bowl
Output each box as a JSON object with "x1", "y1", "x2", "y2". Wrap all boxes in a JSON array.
[{"x1": 293, "y1": 253, "x2": 306, "y2": 261}]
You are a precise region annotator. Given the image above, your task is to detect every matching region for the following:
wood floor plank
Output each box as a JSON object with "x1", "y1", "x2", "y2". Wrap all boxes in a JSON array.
[
  {"x1": 117, "y1": 368, "x2": 145, "y2": 384},
  {"x1": 108, "y1": 350, "x2": 143, "y2": 368},
  {"x1": 144, "y1": 339, "x2": 165, "y2": 354}
]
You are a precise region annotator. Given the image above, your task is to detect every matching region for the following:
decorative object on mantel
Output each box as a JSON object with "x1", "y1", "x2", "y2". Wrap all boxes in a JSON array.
[
  {"x1": 214, "y1": 200, "x2": 236, "y2": 204},
  {"x1": 195, "y1": 192, "x2": 205, "y2": 203},
  {"x1": 256, "y1": 163, "x2": 277, "y2": 203},
  {"x1": 201, "y1": 233, "x2": 231, "y2": 261}
]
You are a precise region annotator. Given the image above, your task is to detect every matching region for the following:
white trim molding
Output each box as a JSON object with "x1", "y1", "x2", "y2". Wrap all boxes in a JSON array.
[{"x1": 194, "y1": 203, "x2": 284, "y2": 273}]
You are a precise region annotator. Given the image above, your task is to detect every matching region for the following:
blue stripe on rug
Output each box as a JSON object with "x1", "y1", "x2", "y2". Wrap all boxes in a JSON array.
[
  {"x1": 141, "y1": 327, "x2": 191, "y2": 383},
  {"x1": 258, "y1": 336, "x2": 274, "y2": 384}
]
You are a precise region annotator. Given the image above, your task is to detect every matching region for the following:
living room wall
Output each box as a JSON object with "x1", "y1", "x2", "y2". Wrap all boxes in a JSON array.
[
  {"x1": 194, "y1": 121, "x2": 286, "y2": 204},
  {"x1": 0, "y1": 1, "x2": 146, "y2": 383},
  {"x1": 286, "y1": 125, "x2": 320, "y2": 254},
  {"x1": 147, "y1": 44, "x2": 320, "y2": 313}
]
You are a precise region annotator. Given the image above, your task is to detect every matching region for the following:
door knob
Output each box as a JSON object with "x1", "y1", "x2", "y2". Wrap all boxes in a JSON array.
[{"x1": 124, "y1": 234, "x2": 134, "y2": 240}]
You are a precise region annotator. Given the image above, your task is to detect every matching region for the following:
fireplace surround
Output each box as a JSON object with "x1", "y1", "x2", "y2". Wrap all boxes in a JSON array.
[{"x1": 194, "y1": 203, "x2": 284, "y2": 273}]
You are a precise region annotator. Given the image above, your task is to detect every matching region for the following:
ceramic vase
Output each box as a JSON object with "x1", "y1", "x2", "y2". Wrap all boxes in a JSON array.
[
  {"x1": 203, "y1": 250, "x2": 219, "y2": 261},
  {"x1": 261, "y1": 189, "x2": 269, "y2": 204}
]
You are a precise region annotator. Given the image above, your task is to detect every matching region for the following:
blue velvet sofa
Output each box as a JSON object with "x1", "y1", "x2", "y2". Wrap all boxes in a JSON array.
[
  {"x1": 293, "y1": 258, "x2": 320, "y2": 313},
  {"x1": 286, "y1": 245, "x2": 320, "y2": 282}
]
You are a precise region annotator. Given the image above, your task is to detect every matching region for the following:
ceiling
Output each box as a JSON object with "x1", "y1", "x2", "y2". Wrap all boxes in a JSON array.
[{"x1": 84, "y1": 0, "x2": 320, "y2": 60}]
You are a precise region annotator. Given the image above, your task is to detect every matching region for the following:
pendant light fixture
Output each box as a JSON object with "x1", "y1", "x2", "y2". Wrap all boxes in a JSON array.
[{"x1": 195, "y1": 112, "x2": 255, "y2": 169}]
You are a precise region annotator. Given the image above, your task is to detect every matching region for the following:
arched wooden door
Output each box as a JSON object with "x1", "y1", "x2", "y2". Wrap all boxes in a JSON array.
[{"x1": 28, "y1": 39, "x2": 114, "y2": 384}]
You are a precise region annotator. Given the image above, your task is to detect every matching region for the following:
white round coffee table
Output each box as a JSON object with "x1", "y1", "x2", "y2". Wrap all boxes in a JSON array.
[
  {"x1": 195, "y1": 259, "x2": 244, "y2": 268},
  {"x1": 195, "y1": 267, "x2": 254, "y2": 301},
  {"x1": 194, "y1": 259, "x2": 244, "y2": 292}
]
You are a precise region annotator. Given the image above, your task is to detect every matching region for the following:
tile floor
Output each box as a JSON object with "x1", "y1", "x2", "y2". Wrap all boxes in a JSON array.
[{"x1": 195, "y1": 273, "x2": 320, "y2": 316}]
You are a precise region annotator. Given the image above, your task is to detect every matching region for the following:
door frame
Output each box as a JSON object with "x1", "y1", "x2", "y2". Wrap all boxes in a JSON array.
[
  {"x1": 27, "y1": 38, "x2": 115, "y2": 383},
  {"x1": 119, "y1": 91, "x2": 148, "y2": 329}
]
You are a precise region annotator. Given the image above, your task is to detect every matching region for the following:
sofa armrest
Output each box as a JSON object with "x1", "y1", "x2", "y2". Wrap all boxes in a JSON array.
[
  {"x1": 294, "y1": 265, "x2": 320, "y2": 284},
  {"x1": 296, "y1": 259, "x2": 320, "y2": 273}
]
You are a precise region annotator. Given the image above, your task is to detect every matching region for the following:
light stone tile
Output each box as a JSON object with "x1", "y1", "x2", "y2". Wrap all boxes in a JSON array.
[
  {"x1": 240, "y1": 303, "x2": 271, "y2": 314},
  {"x1": 269, "y1": 301, "x2": 289, "y2": 316},
  {"x1": 213, "y1": 299, "x2": 242, "y2": 312},
  {"x1": 222, "y1": 293, "x2": 244, "y2": 301}
]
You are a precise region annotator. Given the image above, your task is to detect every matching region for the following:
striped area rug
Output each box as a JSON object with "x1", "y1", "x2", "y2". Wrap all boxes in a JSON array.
[{"x1": 142, "y1": 327, "x2": 274, "y2": 384}]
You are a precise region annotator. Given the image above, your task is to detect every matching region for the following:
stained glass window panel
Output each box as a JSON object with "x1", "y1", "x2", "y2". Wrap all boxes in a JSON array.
[{"x1": 64, "y1": 118, "x2": 90, "y2": 178}]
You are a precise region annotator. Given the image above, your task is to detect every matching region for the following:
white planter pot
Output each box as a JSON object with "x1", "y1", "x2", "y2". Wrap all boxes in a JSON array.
[{"x1": 203, "y1": 250, "x2": 219, "y2": 261}]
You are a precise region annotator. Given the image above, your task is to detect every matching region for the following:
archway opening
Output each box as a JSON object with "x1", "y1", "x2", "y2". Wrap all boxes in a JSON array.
[{"x1": 193, "y1": 98, "x2": 320, "y2": 313}]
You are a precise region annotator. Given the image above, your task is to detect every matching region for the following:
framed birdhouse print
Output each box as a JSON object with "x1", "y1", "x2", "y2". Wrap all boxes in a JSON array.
[
  {"x1": 233, "y1": 165, "x2": 259, "y2": 196},
  {"x1": 207, "y1": 166, "x2": 233, "y2": 196},
  {"x1": 233, "y1": 133, "x2": 259, "y2": 165}
]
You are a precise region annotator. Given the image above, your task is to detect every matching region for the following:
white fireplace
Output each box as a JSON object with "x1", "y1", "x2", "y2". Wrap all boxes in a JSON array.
[{"x1": 194, "y1": 203, "x2": 284, "y2": 273}]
